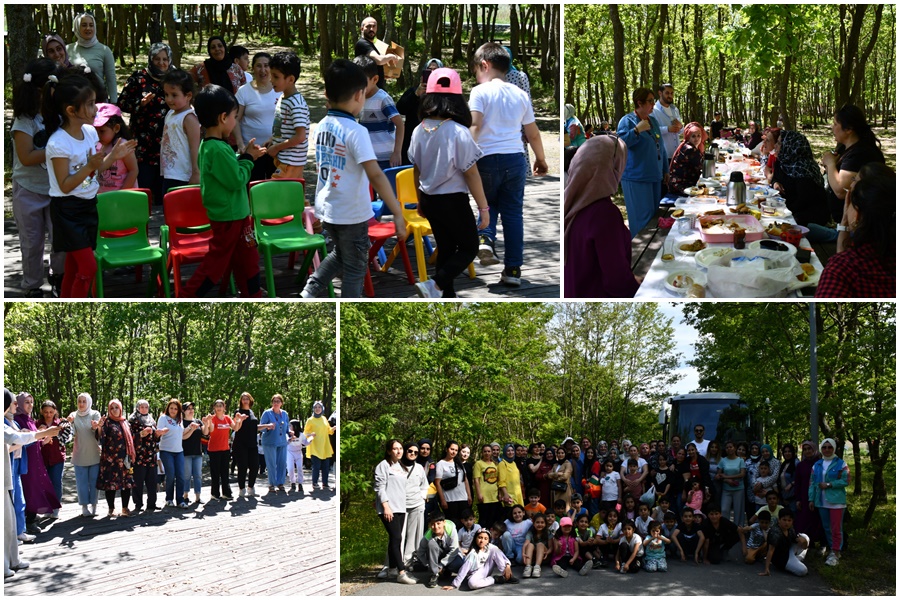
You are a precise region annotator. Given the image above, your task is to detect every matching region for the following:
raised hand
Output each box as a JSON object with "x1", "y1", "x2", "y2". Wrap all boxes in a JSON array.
[
  {"x1": 109, "y1": 138, "x2": 138, "y2": 161},
  {"x1": 140, "y1": 92, "x2": 156, "y2": 108}
]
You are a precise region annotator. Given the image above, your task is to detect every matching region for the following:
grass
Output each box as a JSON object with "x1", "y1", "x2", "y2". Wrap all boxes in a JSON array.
[{"x1": 341, "y1": 501, "x2": 386, "y2": 577}]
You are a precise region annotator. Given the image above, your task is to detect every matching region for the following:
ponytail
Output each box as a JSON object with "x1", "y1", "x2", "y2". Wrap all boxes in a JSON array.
[
  {"x1": 13, "y1": 58, "x2": 58, "y2": 119},
  {"x1": 41, "y1": 72, "x2": 95, "y2": 138}
]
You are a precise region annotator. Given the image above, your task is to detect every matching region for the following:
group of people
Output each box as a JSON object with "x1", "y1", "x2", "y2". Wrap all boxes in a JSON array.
[
  {"x1": 4, "y1": 387, "x2": 335, "y2": 578},
  {"x1": 372, "y1": 433, "x2": 848, "y2": 589},
  {"x1": 12, "y1": 13, "x2": 549, "y2": 299},
  {"x1": 564, "y1": 82, "x2": 895, "y2": 299}
]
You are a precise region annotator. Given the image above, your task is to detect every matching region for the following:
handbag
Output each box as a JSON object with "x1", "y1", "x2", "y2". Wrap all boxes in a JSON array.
[
  {"x1": 440, "y1": 462, "x2": 459, "y2": 491},
  {"x1": 551, "y1": 480, "x2": 568, "y2": 492}
]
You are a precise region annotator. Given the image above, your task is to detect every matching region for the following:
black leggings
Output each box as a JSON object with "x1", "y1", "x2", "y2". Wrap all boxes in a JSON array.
[
  {"x1": 477, "y1": 501, "x2": 502, "y2": 529},
  {"x1": 105, "y1": 489, "x2": 131, "y2": 511},
  {"x1": 131, "y1": 464, "x2": 157, "y2": 509},
  {"x1": 443, "y1": 499, "x2": 468, "y2": 529},
  {"x1": 209, "y1": 450, "x2": 232, "y2": 497},
  {"x1": 380, "y1": 512, "x2": 407, "y2": 569},
  {"x1": 418, "y1": 192, "x2": 479, "y2": 296},
  {"x1": 233, "y1": 444, "x2": 259, "y2": 489}
]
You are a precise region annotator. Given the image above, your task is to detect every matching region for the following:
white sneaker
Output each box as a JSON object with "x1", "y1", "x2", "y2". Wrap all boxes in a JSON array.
[
  {"x1": 396, "y1": 571, "x2": 416, "y2": 585},
  {"x1": 17, "y1": 532, "x2": 36, "y2": 543},
  {"x1": 11, "y1": 560, "x2": 29, "y2": 570},
  {"x1": 552, "y1": 564, "x2": 568, "y2": 578},
  {"x1": 90, "y1": 504, "x2": 97, "y2": 516},
  {"x1": 51, "y1": 509, "x2": 60, "y2": 518},
  {"x1": 579, "y1": 560, "x2": 592, "y2": 576},
  {"x1": 414, "y1": 279, "x2": 442, "y2": 299},
  {"x1": 522, "y1": 564, "x2": 532, "y2": 578},
  {"x1": 249, "y1": 486, "x2": 257, "y2": 497},
  {"x1": 81, "y1": 505, "x2": 91, "y2": 517},
  {"x1": 166, "y1": 501, "x2": 175, "y2": 508},
  {"x1": 377, "y1": 566, "x2": 398, "y2": 579},
  {"x1": 532, "y1": 564, "x2": 541, "y2": 578},
  {"x1": 825, "y1": 552, "x2": 839, "y2": 567},
  {"x1": 818, "y1": 546, "x2": 829, "y2": 557},
  {"x1": 4, "y1": 568, "x2": 14, "y2": 578}
]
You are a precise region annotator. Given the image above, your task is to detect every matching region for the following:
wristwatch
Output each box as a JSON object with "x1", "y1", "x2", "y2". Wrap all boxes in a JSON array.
[{"x1": 836, "y1": 224, "x2": 848, "y2": 232}]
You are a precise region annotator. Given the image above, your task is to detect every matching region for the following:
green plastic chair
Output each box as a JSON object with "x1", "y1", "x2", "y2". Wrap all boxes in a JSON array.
[
  {"x1": 249, "y1": 180, "x2": 332, "y2": 298},
  {"x1": 94, "y1": 190, "x2": 171, "y2": 298}
]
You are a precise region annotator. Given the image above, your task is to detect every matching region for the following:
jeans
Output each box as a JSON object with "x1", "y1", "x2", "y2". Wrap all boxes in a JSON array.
[
  {"x1": 806, "y1": 222, "x2": 839, "y2": 243},
  {"x1": 159, "y1": 450, "x2": 185, "y2": 503},
  {"x1": 46, "y1": 462, "x2": 64, "y2": 505},
  {"x1": 477, "y1": 153, "x2": 528, "y2": 267},
  {"x1": 74, "y1": 463, "x2": 100, "y2": 506},
  {"x1": 311, "y1": 455, "x2": 331, "y2": 488},
  {"x1": 263, "y1": 445, "x2": 287, "y2": 486},
  {"x1": 183, "y1": 454, "x2": 203, "y2": 495},
  {"x1": 302, "y1": 221, "x2": 369, "y2": 298},
  {"x1": 12, "y1": 458, "x2": 25, "y2": 535},
  {"x1": 500, "y1": 531, "x2": 524, "y2": 564},
  {"x1": 721, "y1": 487, "x2": 746, "y2": 527}
]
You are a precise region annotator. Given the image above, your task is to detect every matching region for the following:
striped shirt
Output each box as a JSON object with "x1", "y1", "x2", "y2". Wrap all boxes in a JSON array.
[
  {"x1": 358, "y1": 88, "x2": 399, "y2": 162},
  {"x1": 274, "y1": 91, "x2": 310, "y2": 166}
]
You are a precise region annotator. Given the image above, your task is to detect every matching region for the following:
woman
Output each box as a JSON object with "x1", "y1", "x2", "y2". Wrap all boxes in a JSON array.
[
  {"x1": 716, "y1": 441, "x2": 746, "y2": 526},
  {"x1": 760, "y1": 127, "x2": 781, "y2": 184},
  {"x1": 201, "y1": 400, "x2": 246, "y2": 500},
  {"x1": 822, "y1": 104, "x2": 885, "y2": 222},
  {"x1": 706, "y1": 440, "x2": 723, "y2": 509},
  {"x1": 683, "y1": 443, "x2": 711, "y2": 502},
  {"x1": 532, "y1": 447, "x2": 556, "y2": 510},
  {"x1": 809, "y1": 438, "x2": 849, "y2": 566},
  {"x1": 396, "y1": 58, "x2": 442, "y2": 165},
  {"x1": 117, "y1": 43, "x2": 172, "y2": 204},
  {"x1": 616, "y1": 88, "x2": 667, "y2": 236},
  {"x1": 234, "y1": 53, "x2": 282, "y2": 180},
  {"x1": 460, "y1": 444, "x2": 474, "y2": 490},
  {"x1": 434, "y1": 440, "x2": 471, "y2": 528},
  {"x1": 42, "y1": 33, "x2": 71, "y2": 68},
  {"x1": 260, "y1": 394, "x2": 291, "y2": 493},
  {"x1": 778, "y1": 443, "x2": 799, "y2": 505},
  {"x1": 770, "y1": 130, "x2": 830, "y2": 226},
  {"x1": 401, "y1": 442, "x2": 429, "y2": 569},
  {"x1": 793, "y1": 440, "x2": 824, "y2": 545},
  {"x1": 14, "y1": 393, "x2": 61, "y2": 533},
  {"x1": 97, "y1": 399, "x2": 135, "y2": 517},
  {"x1": 66, "y1": 13, "x2": 117, "y2": 102},
  {"x1": 181, "y1": 402, "x2": 204, "y2": 504},
  {"x1": 374, "y1": 439, "x2": 417, "y2": 585},
  {"x1": 67, "y1": 393, "x2": 101, "y2": 516},
  {"x1": 232, "y1": 392, "x2": 262, "y2": 497},
  {"x1": 565, "y1": 104, "x2": 586, "y2": 148},
  {"x1": 744, "y1": 441, "x2": 763, "y2": 520},
  {"x1": 128, "y1": 400, "x2": 161, "y2": 513},
  {"x1": 816, "y1": 162, "x2": 895, "y2": 298},
  {"x1": 564, "y1": 134, "x2": 638, "y2": 298},
  {"x1": 667, "y1": 122, "x2": 708, "y2": 195},
  {"x1": 744, "y1": 121, "x2": 763, "y2": 151},
  {"x1": 547, "y1": 446, "x2": 573, "y2": 511},
  {"x1": 607, "y1": 447, "x2": 623, "y2": 474},
  {"x1": 474, "y1": 444, "x2": 501, "y2": 529},
  {"x1": 157, "y1": 399, "x2": 188, "y2": 509},
  {"x1": 190, "y1": 36, "x2": 245, "y2": 93},
  {"x1": 37, "y1": 400, "x2": 72, "y2": 519},
  {"x1": 497, "y1": 443, "x2": 523, "y2": 511},
  {"x1": 304, "y1": 401, "x2": 336, "y2": 491},
  {"x1": 669, "y1": 435, "x2": 683, "y2": 461}
]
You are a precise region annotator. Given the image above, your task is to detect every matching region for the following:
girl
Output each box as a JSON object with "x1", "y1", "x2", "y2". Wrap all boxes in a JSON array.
[
  {"x1": 574, "y1": 513, "x2": 598, "y2": 567},
  {"x1": 287, "y1": 417, "x2": 310, "y2": 492},
  {"x1": 684, "y1": 478, "x2": 704, "y2": 512},
  {"x1": 599, "y1": 459, "x2": 622, "y2": 512},
  {"x1": 37, "y1": 400, "x2": 72, "y2": 518},
  {"x1": 550, "y1": 516, "x2": 590, "y2": 577},
  {"x1": 157, "y1": 399, "x2": 187, "y2": 509},
  {"x1": 96, "y1": 399, "x2": 135, "y2": 517},
  {"x1": 232, "y1": 392, "x2": 261, "y2": 497},
  {"x1": 615, "y1": 520, "x2": 644, "y2": 574},
  {"x1": 718, "y1": 440, "x2": 747, "y2": 526},
  {"x1": 643, "y1": 521, "x2": 669, "y2": 572},
  {"x1": 707, "y1": 440, "x2": 723, "y2": 509},
  {"x1": 778, "y1": 443, "x2": 799, "y2": 505},
  {"x1": 43, "y1": 72, "x2": 136, "y2": 297},
  {"x1": 622, "y1": 495, "x2": 637, "y2": 521},
  {"x1": 260, "y1": 394, "x2": 291, "y2": 494},
  {"x1": 12, "y1": 59, "x2": 67, "y2": 297},
  {"x1": 408, "y1": 67, "x2": 489, "y2": 299},
  {"x1": 67, "y1": 393, "x2": 101, "y2": 516},
  {"x1": 595, "y1": 508, "x2": 622, "y2": 566},
  {"x1": 374, "y1": 439, "x2": 416, "y2": 585},
  {"x1": 160, "y1": 69, "x2": 201, "y2": 193},
  {"x1": 667, "y1": 122, "x2": 708, "y2": 195},
  {"x1": 622, "y1": 459, "x2": 643, "y2": 501},
  {"x1": 444, "y1": 529, "x2": 515, "y2": 590},
  {"x1": 434, "y1": 440, "x2": 471, "y2": 528},
  {"x1": 522, "y1": 513, "x2": 551, "y2": 578},
  {"x1": 94, "y1": 103, "x2": 138, "y2": 192},
  {"x1": 201, "y1": 399, "x2": 247, "y2": 500},
  {"x1": 502, "y1": 505, "x2": 532, "y2": 564},
  {"x1": 181, "y1": 402, "x2": 204, "y2": 504}
]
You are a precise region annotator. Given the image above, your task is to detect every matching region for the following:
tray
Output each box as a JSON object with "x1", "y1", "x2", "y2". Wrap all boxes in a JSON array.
[{"x1": 697, "y1": 214, "x2": 766, "y2": 243}]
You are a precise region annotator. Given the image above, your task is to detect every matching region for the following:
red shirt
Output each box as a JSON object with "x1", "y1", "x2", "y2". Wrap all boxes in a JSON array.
[
  {"x1": 815, "y1": 243, "x2": 896, "y2": 298},
  {"x1": 208, "y1": 415, "x2": 233, "y2": 452}
]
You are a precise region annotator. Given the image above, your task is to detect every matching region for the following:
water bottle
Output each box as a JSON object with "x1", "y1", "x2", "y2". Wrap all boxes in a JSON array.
[{"x1": 726, "y1": 171, "x2": 746, "y2": 207}]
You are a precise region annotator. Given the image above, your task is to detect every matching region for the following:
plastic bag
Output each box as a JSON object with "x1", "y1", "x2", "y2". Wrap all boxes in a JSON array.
[{"x1": 706, "y1": 249, "x2": 804, "y2": 297}]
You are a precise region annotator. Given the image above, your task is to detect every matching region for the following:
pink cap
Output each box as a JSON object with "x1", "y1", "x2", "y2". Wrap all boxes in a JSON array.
[
  {"x1": 559, "y1": 517, "x2": 573, "y2": 527},
  {"x1": 94, "y1": 103, "x2": 122, "y2": 127},
  {"x1": 426, "y1": 67, "x2": 463, "y2": 95}
]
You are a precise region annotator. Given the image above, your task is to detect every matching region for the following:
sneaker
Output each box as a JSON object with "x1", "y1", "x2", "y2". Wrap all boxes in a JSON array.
[
  {"x1": 290, "y1": 484, "x2": 296, "y2": 492},
  {"x1": 90, "y1": 504, "x2": 97, "y2": 516},
  {"x1": 426, "y1": 574, "x2": 438, "y2": 588},
  {"x1": 376, "y1": 566, "x2": 397, "y2": 580},
  {"x1": 248, "y1": 486, "x2": 256, "y2": 497},
  {"x1": 552, "y1": 564, "x2": 568, "y2": 578},
  {"x1": 505, "y1": 575, "x2": 519, "y2": 584},
  {"x1": 239, "y1": 488, "x2": 246, "y2": 498},
  {"x1": 532, "y1": 564, "x2": 541, "y2": 578},
  {"x1": 478, "y1": 235, "x2": 500, "y2": 266},
  {"x1": 522, "y1": 565, "x2": 532, "y2": 578},
  {"x1": 414, "y1": 279, "x2": 442, "y2": 299},
  {"x1": 210, "y1": 495, "x2": 221, "y2": 501},
  {"x1": 81, "y1": 505, "x2": 91, "y2": 517},
  {"x1": 269, "y1": 486, "x2": 276, "y2": 494},
  {"x1": 179, "y1": 501, "x2": 190, "y2": 509},
  {"x1": 500, "y1": 266, "x2": 521, "y2": 286},
  {"x1": 166, "y1": 501, "x2": 175, "y2": 508},
  {"x1": 619, "y1": 565, "x2": 628, "y2": 574},
  {"x1": 10, "y1": 560, "x2": 29, "y2": 571},
  {"x1": 396, "y1": 572, "x2": 416, "y2": 585},
  {"x1": 194, "y1": 494, "x2": 202, "y2": 504},
  {"x1": 579, "y1": 560, "x2": 592, "y2": 576},
  {"x1": 51, "y1": 509, "x2": 60, "y2": 519},
  {"x1": 4, "y1": 568, "x2": 14, "y2": 578},
  {"x1": 825, "y1": 553, "x2": 839, "y2": 567},
  {"x1": 818, "y1": 546, "x2": 829, "y2": 557},
  {"x1": 16, "y1": 532, "x2": 35, "y2": 543}
]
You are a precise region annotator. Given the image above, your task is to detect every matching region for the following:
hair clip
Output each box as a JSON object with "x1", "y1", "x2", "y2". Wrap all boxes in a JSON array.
[
  {"x1": 83, "y1": 66, "x2": 91, "y2": 74},
  {"x1": 48, "y1": 74, "x2": 59, "y2": 83},
  {"x1": 23, "y1": 73, "x2": 32, "y2": 82}
]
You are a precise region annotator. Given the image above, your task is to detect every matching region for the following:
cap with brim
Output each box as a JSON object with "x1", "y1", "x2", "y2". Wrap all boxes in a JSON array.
[
  {"x1": 426, "y1": 67, "x2": 462, "y2": 95},
  {"x1": 559, "y1": 517, "x2": 573, "y2": 527},
  {"x1": 94, "y1": 103, "x2": 122, "y2": 128}
]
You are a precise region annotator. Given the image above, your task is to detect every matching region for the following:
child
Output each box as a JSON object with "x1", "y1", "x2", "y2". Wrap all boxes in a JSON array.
[
  {"x1": 301, "y1": 59, "x2": 407, "y2": 299},
  {"x1": 231, "y1": 45, "x2": 252, "y2": 84},
  {"x1": 589, "y1": 506, "x2": 607, "y2": 531},
  {"x1": 521, "y1": 513, "x2": 550, "y2": 578},
  {"x1": 489, "y1": 520, "x2": 507, "y2": 551},
  {"x1": 545, "y1": 511, "x2": 559, "y2": 536},
  {"x1": 752, "y1": 459, "x2": 776, "y2": 508},
  {"x1": 621, "y1": 495, "x2": 637, "y2": 521},
  {"x1": 761, "y1": 508, "x2": 809, "y2": 577},
  {"x1": 523, "y1": 490, "x2": 546, "y2": 520},
  {"x1": 287, "y1": 419, "x2": 312, "y2": 491},
  {"x1": 93, "y1": 103, "x2": 138, "y2": 193},
  {"x1": 623, "y1": 459, "x2": 643, "y2": 500},
  {"x1": 739, "y1": 509, "x2": 772, "y2": 564},
  {"x1": 407, "y1": 67, "x2": 490, "y2": 299},
  {"x1": 653, "y1": 454, "x2": 675, "y2": 505},
  {"x1": 615, "y1": 520, "x2": 644, "y2": 574},
  {"x1": 567, "y1": 493, "x2": 588, "y2": 521},
  {"x1": 599, "y1": 460, "x2": 622, "y2": 512},
  {"x1": 676, "y1": 507, "x2": 705, "y2": 564},
  {"x1": 180, "y1": 84, "x2": 266, "y2": 298},
  {"x1": 469, "y1": 42, "x2": 548, "y2": 285},
  {"x1": 574, "y1": 514, "x2": 598, "y2": 568},
  {"x1": 634, "y1": 503, "x2": 653, "y2": 537},
  {"x1": 702, "y1": 506, "x2": 741, "y2": 564},
  {"x1": 43, "y1": 71, "x2": 137, "y2": 297},
  {"x1": 661, "y1": 511, "x2": 684, "y2": 559},
  {"x1": 267, "y1": 52, "x2": 309, "y2": 180},
  {"x1": 11, "y1": 58, "x2": 66, "y2": 297},
  {"x1": 160, "y1": 70, "x2": 200, "y2": 193},
  {"x1": 550, "y1": 517, "x2": 590, "y2": 577},
  {"x1": 553, "y1": 498, "x2": 568, "y2": 521},
  {"x1": 457, "y1": 508, "x2": 482, "y2": 555},
  {"x1": 651, "y1": 496, "x2": 671, "y2": 524},
  {"x1": 500, "y1": 505, "x2": 532, "y2": 565},
  {"x1": 444, "y1": 529, "x2": 518, "y2": 590},
  {"x1": 643, "y1": 521, "x2": 669, "y2": 572},
  {"x1": 352, "y1": 55, "x2": 403, "y2": 169},
  {"x1": 684, "y1": 478, "x2": 705, "y2": 512},
  {"x1": 751, "y1": 490, "x2": 784, "y2": 524},
  {"x1": 594, "y1": 508, "x2": 622, "y2": 566}
]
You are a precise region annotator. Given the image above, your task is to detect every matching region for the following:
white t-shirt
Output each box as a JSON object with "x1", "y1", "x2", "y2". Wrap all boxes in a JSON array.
[
  {"x1": 156, "y1": 414, "x2": 185, "y2": 453},
  {"x1": 161, "y1": 108, "x2": 197, "y2": 182},
  {"x1": 314, "y1": 112, "x2": 377, "y2": 225},
  {"x1": 600, "y1": 471, "x2": 621, "y2": 501},
  {"x1": 621, "y1": 457, "x2": 648, "y2": 478},
  {"x1": 235, "y1": 83, "x2": 282, "y2": 147},
  {"x1": 435, "y1": 459, "x2": 468, "y2": 502},
  {"x1": 618, "y1": 533, "x2": 644, "y2": 557},
  {"x1": 46, "y1": 125, "x2": 100, "y2": 199},
  {"x1": 468, "y1": 78, "x2": 535, "y2": 156},
  {"x1": 635, "y1": 515, "x2": 653, "y2": 537},
  {"x1": 598, "y1": 522, "x2": 622, "y2": 540},
  {"x1": 504, "y1": 518, "x2": 533, "y2": 547},
  {"x1": 408, "y1": 119, "x2": 483, "y2": 195},
  {"x1": 690, "y1": 439, "x2": 710, "y2": 458}
]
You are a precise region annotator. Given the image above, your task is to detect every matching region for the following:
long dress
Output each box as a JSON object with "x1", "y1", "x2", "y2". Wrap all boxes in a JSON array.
[
  {"x1": 13, "y1": 413, "x2": 61, "y2": 514},
  {"x1": 96, "y1": 420, "x2": 135, "y2": 491},
  {"x1": 793, "y1": 457, "x2": 824, "y2": 544},
  {"x1": 534, "y1": 461, "x2": 553, "y2": 508}
]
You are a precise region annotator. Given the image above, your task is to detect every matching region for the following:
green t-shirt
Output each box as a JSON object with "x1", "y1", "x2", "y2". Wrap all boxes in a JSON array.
[{"x1": 198, "y1": 137, "x2": 253, "y2": 222}]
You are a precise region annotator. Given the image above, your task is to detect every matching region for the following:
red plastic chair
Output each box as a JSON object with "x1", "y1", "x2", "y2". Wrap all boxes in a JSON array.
[
  {"x1": 248, "y1": 178, "x2": 318, "y2": 270},
  {"x1": 363, "y1": 217, "x2": 415, "y2": 297},
  {"x1": 159, "y1": 187, "x2": 215, "y2": 297},
  {"x1": 99, "y1": 187, "x2": 152, "y2": 282}
]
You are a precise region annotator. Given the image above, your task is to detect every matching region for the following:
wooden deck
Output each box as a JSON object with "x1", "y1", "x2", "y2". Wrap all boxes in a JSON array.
[
  {"x1": 3, "y1": 176, "x2": 561, "y2": 299},
  {"x1": 5, "y1": 462, "x2": 337, "y2": 596}
]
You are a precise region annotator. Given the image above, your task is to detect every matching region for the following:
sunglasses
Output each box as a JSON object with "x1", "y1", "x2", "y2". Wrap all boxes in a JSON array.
[{"x1": 407, "y1": 450, "x2": 418, "y2": 455}]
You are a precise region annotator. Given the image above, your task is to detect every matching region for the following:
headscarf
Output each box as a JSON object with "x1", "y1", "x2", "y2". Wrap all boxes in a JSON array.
[
  {"x1": 401, "y1": 442, "x2": 418, "y2": 468},
  {"x1": 748, "y1": 441, "x2": 761, "y2": 463},
  {"x1": 563, "y1": 134, "x2": 628, "y2": 263},
  {"x1": 503, "y1": 46, "x2": 517, "y2": 72},
  {"x1": 819, "y1": 438, "x2": 837, "y2": 453},
  {"x1": 131, "y1": 399, "x2": 155, "y2": 428},
  {"x1": 148, "y1": 42, "x2": 173, "y2": 80},
  {"x1": 15, "y1": 392, "x2": 32, "y2": 416},
  {"x1": 416, "y1": 438, "x2": 432, "y2": 468},
  {"x1": 43, "y1": 33, "x2": 72, "y2": 68},
  {"x1": 107, "y1": 399, "x2": 136, "y2": 461},
  {"x1": 776, "y1": 130, "x2": 822, "y2": 181},
  {"x1": 565, "y1": 103, "x2": 576, "y2": 121},
  {"x1": 73, "y1": 13, "x2": 98, "y2": 49},
  {"x1": 204, "y1": 36, "x2": 233, "y2": 89},
  {"x1": 4, "y1": 388, "x2": 13, "y2": 412},
  {"x1": 502, "y1": 443, "x2": 516, "y2": 463},
  {"x1": 800, "y1": 440, "x2": 820, "y2": 462},
  {"x1": 76, "y1": 393, "x2": 93, "y2": 417},
  {"x1": 669, "y1": 121, "x2": 708, "y2": 171},
  {"x1": 423, "y1": 58, "x2": 444, "y2": 71},
  {"x1": 313, "y1": 401, "x2": 325, "y2": 416}
]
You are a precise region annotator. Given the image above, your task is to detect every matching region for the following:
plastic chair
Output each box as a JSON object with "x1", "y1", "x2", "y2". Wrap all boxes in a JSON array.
[
  {"x1": 248, "y1": 178, "x2": 318, "y2": 270},
  {"x1": 376, "y1": 167, "x2": 434, "y2": 256},
  {"x1": 99, "y1": 187, "x2": 152, "y2": 283},
  {"x1": 249, "y1": 180, "x2": 332, "y2": 298},
  {"x1": 383, "y1": 169, "x2": 475, "y2": 282},
  {"x1": 363, "y1": 215, "x2": 415, "y2": 297},
  {"x1": 94, "y1": 190, "x2": 170, "y2": 298}
]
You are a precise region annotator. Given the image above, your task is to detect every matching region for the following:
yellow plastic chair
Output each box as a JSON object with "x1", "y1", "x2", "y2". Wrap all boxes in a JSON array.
[{"x1": 382, "y1": 169, "x2": 476, "y2": 282}]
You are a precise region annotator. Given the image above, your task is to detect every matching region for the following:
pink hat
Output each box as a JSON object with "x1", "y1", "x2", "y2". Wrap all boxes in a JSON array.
[
  {"x1": 94, "y1": 103, "x2": 122, "y2": 127},
  {"x1": 559, "y1": 517, "x2": 573, "y2": 527},
  {"x1": 426, "y1": 67, "x2": 463, "y2": 95}
]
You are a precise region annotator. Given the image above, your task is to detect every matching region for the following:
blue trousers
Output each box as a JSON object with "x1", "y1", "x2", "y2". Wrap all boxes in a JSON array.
[
  {"x1": 46, "y1": 462, "x2": 64, "y2": 506},
  {"x1": 12, "y1": 457, "x2": 25, "y2": 535},
  {"x1": 159, "y1": 450, "x2": 185, "y2": 502},
  {"x1": 311, "y1": 455, "x2": 331, "y2": 488},
  {"x1": 620, "y1": 179, "x2": 662, "y2": 238},
  {"x1": 263, "y1": 445, "x2": 287, "y2": 486},
  {"x1": 477, "y1": 153, "x2": 528, "y2": 268},
  {"x1": 303, "y1": 221, "x2": 369, "y2": 298},
  {"x1": 74, "y1": 463, "x2": 100, "y2": 506},
  {"x1": 183, "y1": 454, "x2": 203, "y2": 495}
]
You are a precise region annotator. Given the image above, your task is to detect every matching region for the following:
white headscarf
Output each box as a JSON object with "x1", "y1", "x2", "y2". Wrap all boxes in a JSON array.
[
  {"x1": 76, "y1": 392, "x2": 93, "y2": 417},
  {"x1": 73, "y1": 13, "x2": 98, "y2": 49},
  {"x1": 819, "y1": 438, "x2": 837, "y2": 453}
]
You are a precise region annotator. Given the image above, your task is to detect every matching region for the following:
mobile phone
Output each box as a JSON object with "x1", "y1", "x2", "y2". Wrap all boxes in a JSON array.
[
  {"x1": 795, "y1": 248, "x2": 811, "y2": 264},
  {"x1": 422, "y1": 70, "x2": 432, "y2": 85}
]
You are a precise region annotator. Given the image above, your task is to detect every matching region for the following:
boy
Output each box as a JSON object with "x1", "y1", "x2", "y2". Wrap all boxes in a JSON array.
[
  {"x1": 417, "y1": 512, "x2": 464, "y2": 588},
  {"x1": 301, "y1": 59, "x2": 407, "y2": 298},
  {"x1": 182, "y1": 84, "x2": 265, "y2": 298},
  {"x1": 574, "y1": 514, "x2": 598, "y2": 567},
  {"x1": 469, "y1": 42, "x2": 548, "y2": 285},
  {"x1": 553, "y1": 499, "x2": 568, "y2": 521},
  {"x1": 267, "y1": 51, "x2": 309, "y2": 180},
  {"x1": 352, "y1": 55, "x2": 403, "y2": 169},
  {"x1": 676, "y1": 507, "x2": 705, "y2": 564},
  {"x1": 701, "y1": 506, "x2": 740, "y2": 564},
  {"x1": 457, "y1": 508, "x2": 481, "y2": 555},
  {"x1": 524, "y1": 490, "x2": 546, "y2": 520},
  {"x1": 739, "y1": 509, "x2": 771, "y2": 564},
  {"x1": 651, "y1": 496, "x2": 671, "y2": 524},
  {"x1": 661, "y1": 511, "x2": 684, "y2": 559},
  {"x1": 545, "y1": 511, "x2": 559, "y2": 536},
  {"x1": 750, "y1": 490, "x2": 784, "y2": 524},
  {"x1": 752, "y1": 461, "x2": 775, "y2": 507},
  {"x1": 231, "y1": 45, "x2": 252, "y2": 84},
  {"x1": 567, "y1": 493, "x2": 587, "y2": 521},
  {"x1": 634, "y1": 503, "x2": 653, "y2": 537},
  {"x1": 761, "y1": 508, "x2": 809, "y2": 577},
  {"x1": 589, "y1": 506, "x2": 607, "y2": 531}
]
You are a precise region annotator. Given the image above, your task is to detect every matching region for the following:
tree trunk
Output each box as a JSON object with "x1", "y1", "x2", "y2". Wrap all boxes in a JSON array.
[
  {"x1": 317, "y1": 6, "x2": 333, "y2": 76},
  {"x1": 383, "y1": 4, "x2": 396, "y2": 45},
  {"x1": 163, "y1": 6, "x2": 182, "y2": 69},
  {"x1": 609, "y1": 4, "x2": 626, "y2": 122},
  {"x1": 5, "y1": 6, "x2": 40, "y2": 85},
  {"x1": 652, "y1": 6, "x2": 667, "y2": 89},
  {"x1": 428, "y1": 5, "x2": 444, "y2": 61}
]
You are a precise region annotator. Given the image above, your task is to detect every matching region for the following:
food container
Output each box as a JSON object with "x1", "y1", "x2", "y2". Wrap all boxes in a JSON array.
[
  {"x1": 760, "y1": 198, "x2": 786, "y2": 216},
  {"x1": 697, "y1": 214, "x2": 766, "y2": 243}
]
